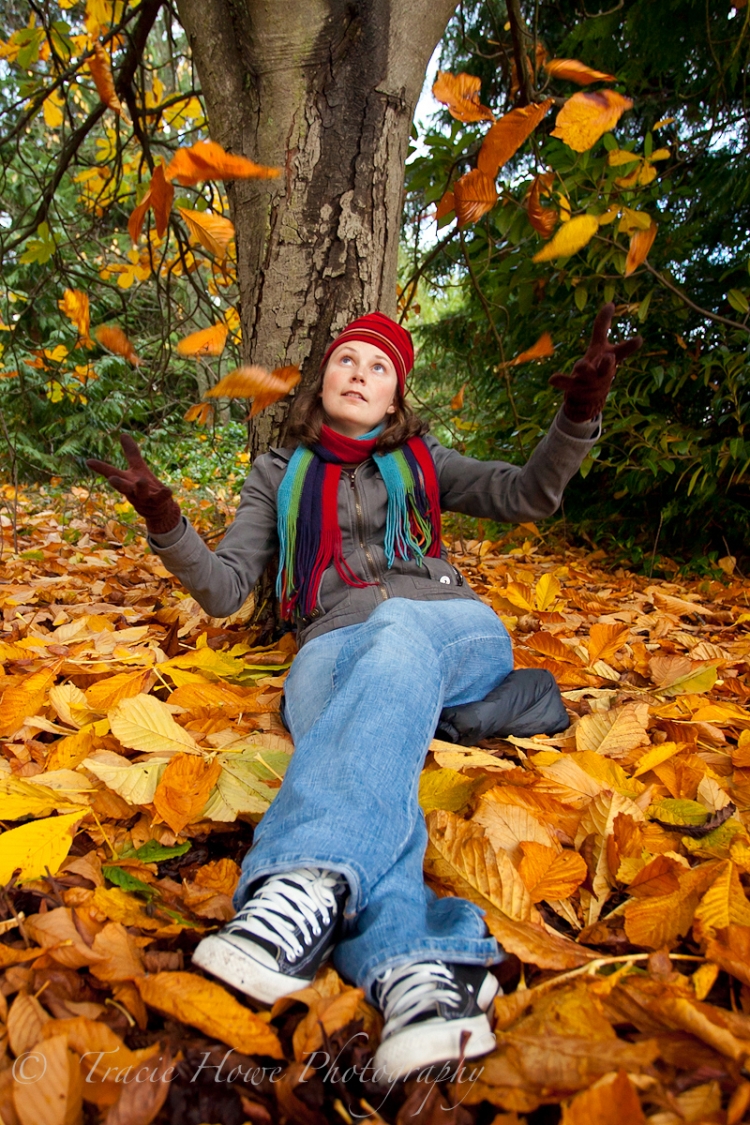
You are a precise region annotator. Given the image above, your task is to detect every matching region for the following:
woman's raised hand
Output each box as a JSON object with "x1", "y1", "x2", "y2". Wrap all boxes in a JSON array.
[
  {"x1": 87, "y1": 434, "x2": 182, "y2": 535},
  {"x1": 549, "y1": 302, "x2": 643, "y2": 422}
]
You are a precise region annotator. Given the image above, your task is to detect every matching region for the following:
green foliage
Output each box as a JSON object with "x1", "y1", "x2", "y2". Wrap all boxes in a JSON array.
[{"x1": 404, "y1": 0, "x2": 750, "y2": 565}]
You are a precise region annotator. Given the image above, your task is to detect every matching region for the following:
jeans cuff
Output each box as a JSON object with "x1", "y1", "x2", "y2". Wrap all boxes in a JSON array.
[{"x1": 232, "y1": 856, "x2": 365, "y2": 918}]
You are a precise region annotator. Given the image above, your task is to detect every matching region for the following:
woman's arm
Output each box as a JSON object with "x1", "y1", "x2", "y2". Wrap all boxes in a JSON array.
[
  {"x1": 88, "y1": 437, "x2": 281, "y2": 618},
  {"x1": 427, "y1": 408, "x2": 600, "y2": 523},
  {"x1": 147, "y1": 456, "x2": 280, "y2": 618},
  {"x1": 429, "y1": 303, "x2": 642, "y2": 525}
]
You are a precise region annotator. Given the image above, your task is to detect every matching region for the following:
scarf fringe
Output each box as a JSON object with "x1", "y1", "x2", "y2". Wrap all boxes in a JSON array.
[{"x1": 276, "y1": 434, "x2": 441, "y2": 620}]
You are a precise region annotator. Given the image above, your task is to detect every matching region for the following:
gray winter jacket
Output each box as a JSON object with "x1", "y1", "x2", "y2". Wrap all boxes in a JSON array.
[{"x1": 149, "y1": 408, "x2": 600, "y2": 647}]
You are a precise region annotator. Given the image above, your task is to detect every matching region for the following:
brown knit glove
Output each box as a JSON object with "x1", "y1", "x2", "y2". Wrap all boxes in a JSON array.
[
  {"x1": 549, "y1": 302, "x2": 643, "y2": 423},
  {"x1": 87, "y1": 434, "x2": 182, "y2": 535}
]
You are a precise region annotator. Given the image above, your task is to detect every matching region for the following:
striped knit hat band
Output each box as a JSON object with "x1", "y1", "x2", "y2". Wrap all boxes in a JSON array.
[{"x1": 321, "y1": 311, "x2": 414, "y2": 393}]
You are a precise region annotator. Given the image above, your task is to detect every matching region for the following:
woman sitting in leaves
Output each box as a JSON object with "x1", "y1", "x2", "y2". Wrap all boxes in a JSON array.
[{"x1": 88, "y1": 305, "x2": 641, "y2": 1082}]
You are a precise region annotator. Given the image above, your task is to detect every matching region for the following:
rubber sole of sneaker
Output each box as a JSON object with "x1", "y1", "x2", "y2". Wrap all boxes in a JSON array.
[
  {"x1": 192, "y1": 933, "x2": 314, "y2": 1005},
  {"x1": 372, "y1": 1013, "x2": 497, "y2": 1084}
]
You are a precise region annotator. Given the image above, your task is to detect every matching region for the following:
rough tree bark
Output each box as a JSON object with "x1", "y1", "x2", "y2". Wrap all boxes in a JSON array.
[{"x1": 175, "y1": 0, "x2": 458, "y2": 456}]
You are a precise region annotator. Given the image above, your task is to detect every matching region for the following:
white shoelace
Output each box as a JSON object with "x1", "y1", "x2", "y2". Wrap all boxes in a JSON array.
[
  {"x1": 227, "y1": 867, "x2": 343, "y2": 962},
  {"x1": 376, "y1": 960, "x2": 463, "y2": 1037}
]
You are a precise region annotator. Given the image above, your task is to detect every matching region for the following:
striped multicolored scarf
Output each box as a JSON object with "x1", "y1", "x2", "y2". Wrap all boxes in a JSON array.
[{"x1": 276, "y1": 424, "x2": 442, "y2": 619}]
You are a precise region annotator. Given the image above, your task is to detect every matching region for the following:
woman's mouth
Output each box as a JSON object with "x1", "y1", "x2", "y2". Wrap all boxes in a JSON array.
[{"x1": 343, "y1": 391, "x2": 366, "y2": 402}]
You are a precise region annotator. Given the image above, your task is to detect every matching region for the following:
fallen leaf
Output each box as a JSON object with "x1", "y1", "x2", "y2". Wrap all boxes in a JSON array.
[
  {"x1": 137, "y1": 972, "x2": 283, "y2": 1056},
  {"x1": 0, "y1": 810, "x2": 86, "y2": 885},
  {"x1": 58, "y1": 289, "x2": 91, "y2": 343},
  {"x1": 153, "y1": 752, "x2": 222, "y2": 833},
  {"x1": 176, "y1": 322, "x2": 229, "y2": 358}
]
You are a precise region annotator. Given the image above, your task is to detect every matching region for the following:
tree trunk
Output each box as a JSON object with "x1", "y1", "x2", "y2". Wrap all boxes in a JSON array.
[{"x1": 175, "y1": 0, "x2": 458, "y2": 456}]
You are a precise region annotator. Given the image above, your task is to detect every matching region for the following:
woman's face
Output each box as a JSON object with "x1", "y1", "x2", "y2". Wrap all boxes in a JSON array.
[{"x1": 321, "y1": 340, "x2": 399, "y2": 438}]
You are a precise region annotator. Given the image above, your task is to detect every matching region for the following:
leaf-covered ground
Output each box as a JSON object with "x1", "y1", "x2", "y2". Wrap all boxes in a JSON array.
[{"x1": 2, "y1": 485, "x2": 750, "y2": 1125}]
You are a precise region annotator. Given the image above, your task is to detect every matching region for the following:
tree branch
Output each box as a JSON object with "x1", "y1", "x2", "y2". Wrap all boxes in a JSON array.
[
  {"x1": 506, "y1": 0, "x2": 535, "y2": 106},
  {"x1": 3, "y1": 0, "x2": 164, "y2": 254}
]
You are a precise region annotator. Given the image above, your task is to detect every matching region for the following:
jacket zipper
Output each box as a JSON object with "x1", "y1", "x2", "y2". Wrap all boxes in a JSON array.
[{"x1": 350, "y1": 465, "x2": 388, "y2": 601}]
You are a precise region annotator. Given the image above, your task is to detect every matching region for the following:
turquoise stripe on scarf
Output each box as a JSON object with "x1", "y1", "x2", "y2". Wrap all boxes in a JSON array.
[
  {"x1": 276, "y1": 445, "x2": 313, "y2": 602},
  {"x1": 373, "y1": 447, "x2": 427, "y2": 568}
]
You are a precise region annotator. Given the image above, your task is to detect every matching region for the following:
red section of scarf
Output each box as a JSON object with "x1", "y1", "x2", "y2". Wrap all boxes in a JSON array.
[{"x1": 318, "y1": 424, "x2": 378, "y2": 463}]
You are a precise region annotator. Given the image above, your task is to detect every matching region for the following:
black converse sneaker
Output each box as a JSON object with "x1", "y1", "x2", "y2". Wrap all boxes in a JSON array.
[
  {"x1": 192, "y1": 866, "x2": 349, "y2": 1004},
  {"x1": 372, "y1": 959, "x2": 499, "y2": 1082}
]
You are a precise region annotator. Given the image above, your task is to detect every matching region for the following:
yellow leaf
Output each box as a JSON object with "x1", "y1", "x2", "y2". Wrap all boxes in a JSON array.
[
  {"x1": 85, "y1": 668, "x2": 153, "y2": 712},
  {"x1": 587, "y1": 622, "x2": 630, "y2": 664},
  {"x1": 518, "y1": 842, "x2": 588, "y2": 903},
  {"x1": 108, "y1": 693, "x2": 200, "y2": 755},
  {"x1": 473, "y1": 788, "x2": 557, "y2": 861},
  {"x1": 206, "y1": 364, "x2": 301, "y2": 416},
  {"x1": 551, "y1": 90, "x2": 633, "y2": 152},
  {"x1": 153, "y1": 752, "x2": 223, "y2": 833},
  {"x1": 418, "y1": 768, "x2": 478, "y2": 813},
  {"x1": 618, "y1": 207, "x2": 653, "y2": 235},
  {"x1": 632, "y1": 741, "x2": 684, "y2": 777},
  {"x1": 575, "y1": 704, "x2": 650, "y2": 759},
  {"x1": 42, "y1": 88, "x2": 64, "y2": 128},
  {"x1": 661, "y1": 665, "x2": 718, "y2": 697},
  {"x1": 0, "y1": 777, "x2": 82, "y2": 820},
  {"x1": 694, "y1": 862, "x2": 750, "y2": 938},
  {"x1": 137, "y1": 972, "x2": 283, "y2": 1056},
  {"x1": 535, "y1": 572, "x2": 562, "y2": 610},
  {"x1": 607, "y1": 147, "x2": 641, "y2": 167},
  {"x1": 83, "y1": 750, "x2": 169, "y2": 805},
  {"x1": 92, "y1": 886, "x2": 184, "y2": 933},
  {"x1": 532, "y1": 214, "x2": 599, "y2": 263},
  {"x1": 425, "y1": 808, "x2": 539, "y2": 922},
  {"x1": 176, "y1": 322, "x2": 229, "y2": 358},
  {"x1": 87, "y1": 41, "x2": 124, "y2": 116},
  {"x1": 0, "y1": 810, "x2": 85, "y2": 885},
  {"x1": 58, "y1": 288, "x2": 90, "y2": 342},
  {"x1": 503, "y1": 581, "x2": 535, "y2": 611},
  {"x1": 177, "y1": 207, "x2": 235, "y2": 261},
  {"x1": 0, "y1": 668, "x2": 56, "y2": 737},
  {"x1": 94, "y1": 324, "x2": 141, "y2": 366}
]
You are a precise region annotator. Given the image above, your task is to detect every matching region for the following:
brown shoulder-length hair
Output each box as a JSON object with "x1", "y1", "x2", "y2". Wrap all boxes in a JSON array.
[{"x1": 286, "y1": 372, "x2": 429, "y2": 453}]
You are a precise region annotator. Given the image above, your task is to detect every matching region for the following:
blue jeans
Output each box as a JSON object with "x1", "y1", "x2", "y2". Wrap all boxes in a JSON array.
[{"x1": 233, "y1": 597, "x2": 514, "y2": 1001}]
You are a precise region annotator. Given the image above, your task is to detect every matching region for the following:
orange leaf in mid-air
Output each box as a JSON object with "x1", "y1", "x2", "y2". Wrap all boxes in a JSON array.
[
  {"x1": 527, "y1": 173, "x2": 558, "y2": 238},
  {"x1": 150, "y1": 163, "x2": 174, "y2": 237},
  {"x1": 177, "y1": 208, "x2": 235, "y2": 261},
  {"x1": 165, "y1": 140, "x2": 279, "y2": 186},
  {"x1": 206, "y1": 364, "x2": 301, "y2": 416},
  {"x1": 58, "y1": 289, "x2": 91, "y2": 343},
  {"x1": 625, "y1": 220, "x2": 658, "y2": 277},
  {"x1": 176, "y1": 323, "x2": 229, "y2": 358},
  {"x1": 94, "y1": 325, "x2": 141, "y2": 366},
  {"x1": 477, "y1": 100, "x2": 554, "y2": 178},
  {"x1": 128, "y1": 164, "x2": 174, "y2": 244},
  {"x1": 432, "y1": 71, "x2": 494, "y2": 123},
  {"x1": 434, "y1": 190, "x2": 455, "y2": 223},
  {"x1": 87, "y1": 42, "x2": 124, "y2": 116},
  {"x1": 544, "y1": 57, "x2": 617, "y2": 85},
  {"x1": 453, "y1": 169, "x2": 497, "y2": 227},
  {"x1": 551, "y1": 90, "x2": 633, "y2": 153},
  {"x1": 184, "y1": 402, "x2": 215, "y2": 426},
  {"x1": 450, "y1": 384, "x2": 465, "y2": 412},
  {"x1": 507, "y1": 332, "x2": 555, "y2": 367}
]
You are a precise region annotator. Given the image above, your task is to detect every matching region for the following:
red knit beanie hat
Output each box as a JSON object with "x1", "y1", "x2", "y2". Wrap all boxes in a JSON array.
[{"x1": 321, "y1": 311, "x2": 414, "y2": 394}]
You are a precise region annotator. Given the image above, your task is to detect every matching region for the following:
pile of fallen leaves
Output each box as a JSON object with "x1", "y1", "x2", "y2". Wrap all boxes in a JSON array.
[{"x1": 2, "y1": 485, "x2": 750, "y2": 1125}]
